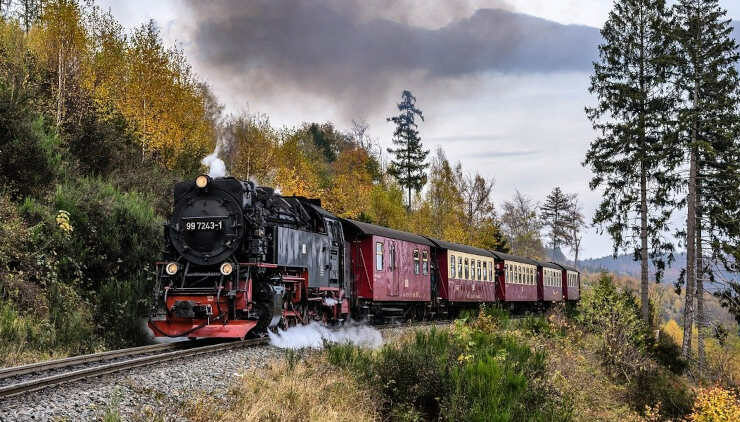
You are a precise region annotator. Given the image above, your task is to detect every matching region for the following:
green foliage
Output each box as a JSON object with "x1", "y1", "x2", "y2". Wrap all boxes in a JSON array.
[
  {"x1": 327, "y1": 323, "x2": 571, "y2": 421},
  {"x1": 628, "y1": 369, "x2": 694, "y2": 419},
  {"x1": 52, "y1": 178, "x2": 161, "y2": 290},
  {"x1": 578, "y1": 273, "x2": 650, "y2": 381},
  {"x1": 95, "y1": 276, "x2": 152, "y2": 348},
  {"x1": 387, "y1": 90, "x2": 429, "y2": 208},
  {"x1": 0, "y1": 82, "x2": 62, "y2": 198}
]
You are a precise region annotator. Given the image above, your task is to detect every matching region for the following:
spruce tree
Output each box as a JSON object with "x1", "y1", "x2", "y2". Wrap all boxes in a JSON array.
[
  {"x1": 387, "y1": 90, "x2": 429, "y2": 210},
  {"x1": 673, "y1": 0, "x2": 740, "y2": 366},
  {"x1": 584, "y1": 0, "x2": 682, "y2": 323},
  {"x1": 541, "y1": 186, "x2": 573, "y2": 254}
]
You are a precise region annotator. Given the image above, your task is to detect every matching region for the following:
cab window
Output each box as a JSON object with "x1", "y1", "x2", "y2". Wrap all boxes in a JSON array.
[
  {"x1": 413, "y1": 249, "x2": 420, "y2": 274},
  {"x1": 375, "y1": 242, "x2": 383, "y2": 271}
]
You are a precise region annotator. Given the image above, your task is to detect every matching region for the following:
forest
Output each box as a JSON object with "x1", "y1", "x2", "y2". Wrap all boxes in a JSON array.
[
  {"x1": 0, "y1": 0, "x2": 586, "y2": 360},
  {"x1": 1, "y1": 0, "x2": 740, "y2": 420}
]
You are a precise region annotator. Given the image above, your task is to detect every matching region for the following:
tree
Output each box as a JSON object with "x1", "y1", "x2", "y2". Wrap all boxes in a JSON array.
[
  {"x1": 28, "y1": 0, "x2": 87, "y2": 127},
  {"x1": 425, "y1": 148, "x2": 464, "y2": 241},
  {"x1": 457, "y1": 169, "x2": 496, "y2": 245},
  {"x1": 541, "y1": 186, "x2": 573, "y2": 253},
  {"x1": 501, "y1": 190, "x2": 545, "y2": 259},
  {"x1": 387, "y1": 90, "x2": 429, "y2": 210},
  {"x1": 567, "y1": 196, "x2": 587, "y2": 268},
  {"x1": 584, "y1": 0, "x2": 682, "y2": 323},
  {"x1": 673, "y1": 0, "x2": 740, "y2": 365}
]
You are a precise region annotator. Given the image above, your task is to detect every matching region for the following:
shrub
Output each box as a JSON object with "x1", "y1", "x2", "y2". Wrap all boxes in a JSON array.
[
  {"x1": 577, "y1": 273, "x2": 651, "y2": 381},
  {"x1": 328, "y1": 323, "x2": 571, "y2": 421},
  {"x1": 0, "y1": 82, "x2": 61, "y2": 198},
  {"x1": 53, "y1": 178, "x2": 162, "y2": 290},
  {"x1": 689, "y1": 386, "x2": 740, "y2": 422}
]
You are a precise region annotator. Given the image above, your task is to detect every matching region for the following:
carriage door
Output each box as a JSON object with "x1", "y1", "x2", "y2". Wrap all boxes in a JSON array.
[
  {"x1": 326, "y1": 219, "x2": 341, "y2": 285},
  {"x1": 390, "y1": 242, "x2": 399, "y2": 296}
]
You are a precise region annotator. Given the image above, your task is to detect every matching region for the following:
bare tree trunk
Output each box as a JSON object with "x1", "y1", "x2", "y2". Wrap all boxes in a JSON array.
[
  {"x1": 640, "y1": 162, "x2": 650, "y2": 323},
  {"x1": 696, "y1": 178, "x2": 705, "y2": 376},
  {"x1": 682, "y1": 146, "x2": 697, "y2": 359},
  {"x1": 56, "y1": 47, "x2": 63, "y2": 127}
]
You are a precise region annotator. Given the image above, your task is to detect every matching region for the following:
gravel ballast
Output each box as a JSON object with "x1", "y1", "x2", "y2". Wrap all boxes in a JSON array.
[{"x1": 0, "y1": 323, "x2": 446, "y2": 421}]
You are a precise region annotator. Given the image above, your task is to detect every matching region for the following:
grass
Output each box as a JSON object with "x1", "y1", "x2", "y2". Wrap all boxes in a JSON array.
[{"x1": 186, "y1": 354, "x2": 379, "y2": 422}]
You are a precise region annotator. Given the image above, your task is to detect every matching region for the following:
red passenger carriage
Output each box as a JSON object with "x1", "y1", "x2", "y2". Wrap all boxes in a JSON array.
[
  {"x1": 491, "y1": 252, "x2": 539, "y2": 302},
  {"x1": 553, "y1": 263, "x2": 580, "y2": 301},
  {"x1": 342, "y1": 220, "x2": 432, "y2": 320},
  {"x1": 539, "y1": 262, "x2": 564, "y2": 302},
  {"x1": 426, "y1": 238, "x2": 496, "y2": 304}
]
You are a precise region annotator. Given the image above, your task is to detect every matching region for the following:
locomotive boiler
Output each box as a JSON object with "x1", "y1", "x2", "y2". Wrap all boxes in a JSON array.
[{"x1": 148, "y1": 175, "x2": 349, "y2": 339}]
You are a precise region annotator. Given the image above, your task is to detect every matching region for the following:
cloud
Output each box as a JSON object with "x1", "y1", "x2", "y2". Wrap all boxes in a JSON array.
[
  {"x1": 467, "y1": 150, "x2": 541, "y2": 158},
  {"x1": 181, "y1": 0, "x2": 601, "y2": 119}
]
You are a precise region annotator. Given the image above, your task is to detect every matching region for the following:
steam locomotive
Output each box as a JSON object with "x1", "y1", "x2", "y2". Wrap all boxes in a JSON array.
[{"x1": 148, "y1": 175, "x2": 580, "y2": 339}]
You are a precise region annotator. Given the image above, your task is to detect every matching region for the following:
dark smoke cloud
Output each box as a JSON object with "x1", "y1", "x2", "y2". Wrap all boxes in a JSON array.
[{"x1": 182, "y1": 1, "x2": 601, "y2": 118}]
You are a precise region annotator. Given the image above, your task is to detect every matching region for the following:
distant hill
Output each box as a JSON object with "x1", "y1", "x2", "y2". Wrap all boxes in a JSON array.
[{"x1": 579, "y1": 252, "x2": 739, "y2": 292}]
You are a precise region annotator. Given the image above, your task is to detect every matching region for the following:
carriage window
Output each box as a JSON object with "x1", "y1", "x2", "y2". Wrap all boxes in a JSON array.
[
  {"x1": 483, "y1": 262, "x2": 487, "y2": 281},
  {"x1": 504, "y1": 264, "x2": 508, "y2": 282},
  {"x1": 477, "y1": 261, "x2": 481, "y2": 280},
  {"x1": 458, "y1": 257, "x2": 463, "y2": 279},
  {"x1": 464, "y1": 258, "x2": 469, "y2": 279},
  {"x1": 413, "y1": 249, "x2": 420, "y2": 274},
  {"x1": 375, "y1": 242, "x2": 383, "y2": 271},
  {"x1": 490, "y1": 262, "x2": 493, "y2": 281},
  {"x1": 422, "y1": 250, "x2": 429, "y2": 274},
  {"x1": 450, "y1": 255, "x2": 456, "y2": 278}
]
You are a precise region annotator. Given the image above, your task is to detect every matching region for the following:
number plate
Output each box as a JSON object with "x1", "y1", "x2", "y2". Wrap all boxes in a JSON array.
[{"x1": 184, "y1": 219, "x2": 224, "y2": 231}]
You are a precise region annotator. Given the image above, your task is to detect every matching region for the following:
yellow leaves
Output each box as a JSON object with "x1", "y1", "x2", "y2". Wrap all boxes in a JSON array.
[
  {"x1": 689, "y1": 386, "x2": 740, "y2": 422},
  {"x1": 662, "y1": 319, "x2": 683, "y2": 344},
  {"x1": 55, "y1": 210, "x2": 73, "y2": 233}
]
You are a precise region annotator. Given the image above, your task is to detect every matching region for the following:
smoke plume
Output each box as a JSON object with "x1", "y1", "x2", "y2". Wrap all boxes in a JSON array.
[
  {"x1": 181, "y1": 0, "x2": 601, "y2": 119},
  {"x1": 268, "y1": 322, "x2": 383, "y2": 349}
]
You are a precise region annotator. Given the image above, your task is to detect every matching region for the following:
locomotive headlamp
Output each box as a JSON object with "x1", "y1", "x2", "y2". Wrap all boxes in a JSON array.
[
  {"x1": 195, "y1": 174, "x2": 209, "y2": 188},
  {"x1": 165, "y1": 262, "x2": 179, "y2": 275},
  {"x1": 220, "y1": 262, "x2": 234, "y2": 276}
]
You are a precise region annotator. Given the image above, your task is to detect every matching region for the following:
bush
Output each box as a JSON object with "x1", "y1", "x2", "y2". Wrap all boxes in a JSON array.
[
  {"x1": 628, "y1": 369, "x2": 694, "y2": 420},
  {"x1": 0, "y1": 82, "x2": 62, "y2": 198},
  {"x1": 577, "y1": 273, "x2": 651, "y2": 381},
  {"x1": 53, "y1": 178, "x2": 162, "y2": 290},
  {"x1": 96, "y1": 276, "x2": 153, "y2": 348},
  {"x1": 328, "y1": 323, "x2": 571, "y2": 421},
  {"x1": 689, "y1": 386, "x2": 740, "y2": 422}
]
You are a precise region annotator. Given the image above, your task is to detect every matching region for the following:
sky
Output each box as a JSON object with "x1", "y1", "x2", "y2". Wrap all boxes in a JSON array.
[{"x1": 97, "y1": 0, "x2": 740, "y2": 260}]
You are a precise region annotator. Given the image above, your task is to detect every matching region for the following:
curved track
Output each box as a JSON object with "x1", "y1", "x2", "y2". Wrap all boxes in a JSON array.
[
  {"x1": 0, "y1": 338, "x2": 268, "y2": 399},
  {"x1": 0, "y1": 320, "x2": 449, "y2": 400}
]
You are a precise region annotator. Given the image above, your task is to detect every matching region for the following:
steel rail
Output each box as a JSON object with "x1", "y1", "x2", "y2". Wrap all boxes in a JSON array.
[
  {"x1": 0, "y1": 342, "x2": 192, "y2": 380},
  {"x1": 0, "y1": 338, "x2": 268, "y2": 399},
  {"x1": 0, "y1": 320, "x2": 450, "y2": 399}
]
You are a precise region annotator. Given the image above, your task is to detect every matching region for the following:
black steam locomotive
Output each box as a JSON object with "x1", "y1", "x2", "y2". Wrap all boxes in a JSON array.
[{"x1": 148, "y1": 175, "x2": 349, "y2": 339}]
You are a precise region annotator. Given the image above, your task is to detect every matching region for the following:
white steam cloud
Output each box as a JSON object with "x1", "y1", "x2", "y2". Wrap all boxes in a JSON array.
[
  {"x1": 202, "y1": 151, "x2": 227, "y2": 178},
  {"x1": 202, "y1": 133, "x2": 229, "y2": 178},
  {"x1": 268, "y1": 322, "x2": 383, "y2": 349}
]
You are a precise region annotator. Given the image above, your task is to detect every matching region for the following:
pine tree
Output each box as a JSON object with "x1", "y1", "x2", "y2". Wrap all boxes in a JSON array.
[
  {"x1": 673, "y1": 0, "x2": 740, "y2": 366},
  {"x1": 541, "y1": 186, "x2": 573, "y2": 254},
  {"x1": 387, "y1": 90, "x2": 429, "y2": 210},
  {"x1": 584, "y1": 0, "x2": 682, "y2": 323}
]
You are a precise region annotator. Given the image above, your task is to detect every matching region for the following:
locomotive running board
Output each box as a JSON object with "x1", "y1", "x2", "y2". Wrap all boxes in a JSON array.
[{"x1": 148, "y1": 320, "x2": 258, "y2": 339}]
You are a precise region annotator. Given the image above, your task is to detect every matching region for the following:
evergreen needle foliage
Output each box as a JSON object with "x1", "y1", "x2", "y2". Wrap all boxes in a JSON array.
[{"x1": 387, "y1": 90, "x2": 430, "y2": 210}]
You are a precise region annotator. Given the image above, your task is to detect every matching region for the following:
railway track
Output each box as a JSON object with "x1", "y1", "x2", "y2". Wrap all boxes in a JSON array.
[
  {"x1": 0, "y1": 338, "x2": 269, "y2": 399},
  {"x1": 0, "y1": 320, "x2": 449, "y2": 400}
]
